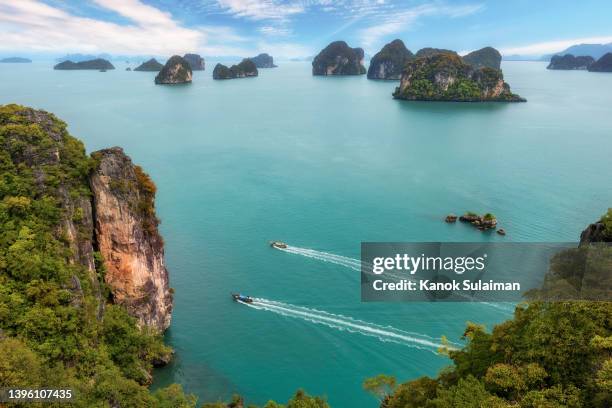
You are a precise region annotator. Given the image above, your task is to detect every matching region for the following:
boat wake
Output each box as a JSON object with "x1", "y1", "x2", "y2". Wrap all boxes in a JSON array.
[
  {"x1": 274, "y1": 245, "x2": 514, "y2": 314},
  {"x1": 239, "y1": 297, "x2": 461, "y2": 353}
]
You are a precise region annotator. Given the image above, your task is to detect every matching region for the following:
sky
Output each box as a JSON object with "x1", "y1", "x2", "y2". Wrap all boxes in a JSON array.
[{"x1": 1, "y1": 0, "x2": 612, "y2": 59}]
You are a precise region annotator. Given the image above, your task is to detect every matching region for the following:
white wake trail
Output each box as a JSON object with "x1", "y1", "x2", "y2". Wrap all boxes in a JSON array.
[
  {"x1": 275, "y1": 245, "x2": 514, "y2": 314},
  {"x1": 240, "y1": 298, "x2": 460, "y2": 353}
]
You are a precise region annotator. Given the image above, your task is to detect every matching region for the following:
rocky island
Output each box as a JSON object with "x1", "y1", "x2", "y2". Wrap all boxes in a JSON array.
[
  {"x1": 588, "y1": 52, "x2": 612, "y2": 72},
  {"x1": 312, "y1": 41, "x2": 366, "y2": 75},
  {"x1": 462, "y1": 46, "x2": 502, "y2": 69},
  {"x1": 0, "y1": 57, "x2": 32, "y2": 63},
  {"x1": 134, "y1": 58, "x2": 163, "y2": 71},
  {"x1": 183, "y1": 53, "x2": 205, "y2": 70},
  {"x1": 212, "y1": 59, "x2": 258, "y2": 79},
  {"x1": 415, "y1": 48, "x2": 457, "y2": 58},
  {"x1": 367, "y1": 39, "x2": 414, "y2": 80},
  {"x1": 547, "y1": 54, "x2": 595, "y2": 70},
  {"x1": 54, "y1": 58, "x2": 115, "y2": 70},
  {"x1": 393, "y1": 52, "x2": 525, "y2": 102},
  {"x1": 580, "y1": 208, "x2": 612, "y2": 243},
  {"x1": 154, "y1": 55, "x2": 192, "y2": 84},
  {"x1": 249, "y1": 53, "x2": 277, "y2": 68}
]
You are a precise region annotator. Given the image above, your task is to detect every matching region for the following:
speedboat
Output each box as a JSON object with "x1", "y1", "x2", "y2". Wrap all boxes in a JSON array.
[
  {"x1": 232, "y1": 293, "x2": 253, "y2": 303},
  {"x1": 270, "y1": 241, "x2": 288, "y2": 249}
]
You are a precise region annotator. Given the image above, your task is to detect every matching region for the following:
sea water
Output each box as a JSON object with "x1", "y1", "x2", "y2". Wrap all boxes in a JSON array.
[{"x1": 1, "y1": 60, "x2": 612, "y2": 407}]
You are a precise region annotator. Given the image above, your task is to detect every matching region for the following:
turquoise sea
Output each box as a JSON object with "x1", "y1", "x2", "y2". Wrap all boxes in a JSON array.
[{"x1": 1, "y1": 60, "x2": 611, "y2": 407}]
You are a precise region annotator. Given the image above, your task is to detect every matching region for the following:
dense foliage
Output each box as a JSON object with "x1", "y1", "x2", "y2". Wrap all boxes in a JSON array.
[
  {"x1": 369, "y1": 301, "x2": 612, "y2": 407},
  {"x1": 462, "y1": 47, "x2": 502, "y2": 70},
  {"x1": 367, "y1": 39, "x2": 415, "y2": 80}
]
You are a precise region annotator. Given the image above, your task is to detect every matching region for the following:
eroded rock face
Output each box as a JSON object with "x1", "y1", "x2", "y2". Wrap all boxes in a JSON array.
[
  {"x1": 367, "y1": 39, "x2": 414, "y2": 80},
  {"x1": 547, "y1": 54, "x2": 594, "y2": 70},
  {"x1": 154, "y1": 55, "x2": 192, "y2": 84},
  {"x1": 90, "y1": 148, "x2": 173, "y2": 331},
  {"x1": 312, "y1": 41, "x2": 366, "y2": 76},
  {"x1": 183, "y1": 53, "x2": 205, "y2": 71}
]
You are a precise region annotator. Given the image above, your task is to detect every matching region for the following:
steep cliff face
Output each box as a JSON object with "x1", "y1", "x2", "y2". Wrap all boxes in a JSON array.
[
  {"x1": 580, "y1": 208, "x2": 612, "y2": 243},
  {"x1": 183, "y1": 53, "x2": 205, "y2": 71},
  {"x1": 90, "y1": 148, "x2": 173, "y2": 331},
  {"x1": 547, "y1": 54, "x2": 594, "y2": 70},
  {"x1": 393, "y1": 53, "x2": 525, "y2": 102},
  {"x1": 367, "y1": 39, "x2": 414, "y2": 80},
  {"x1": 249, "y1": 53, "x2": 277, "y2": 68},
  {"x1": 213, "y1": 59, "x2": 258, "y2": 79},
  {"x1": 312, "y1": 41, "x2": 366, "y2": 75},
  {"x1": 154, "y1": 55, "x2": 192, "y2": 84}
]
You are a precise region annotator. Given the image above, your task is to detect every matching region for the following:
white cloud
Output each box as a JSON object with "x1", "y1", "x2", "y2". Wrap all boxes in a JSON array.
[
  {"x1": 499, "y1": 36, "x2": 612, "y2": 56},
  {"x1": 357, "y1": 3, "x2": 484, "y2": 51},
  {"x1": 216, "y1": 0, "x2": 304, "y2": 21},
  {"x1": 0, "y1": 0, "x2": 247, "y2": 56},
  {"x1": 258, "y1": 25, "x2": 293, "y2": 36}
]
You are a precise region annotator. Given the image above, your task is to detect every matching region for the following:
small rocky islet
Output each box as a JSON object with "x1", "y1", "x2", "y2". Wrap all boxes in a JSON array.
[
  {"x1": 312, "y1": 41, "x2": 366, "y2": 76},
  {"x1": 212, "y1": 59, "x2": 258, "y2": 79},
  {"x1": 54, "y1": 58, "x2": 115, "y2": 70},
  {"x1": 154, "y1": 55, "x2": 192, "y2": 85},
  {"x1": 547, "y1": 54, "x2": 595, "y2": 70},
  {"x1": 445, "y1": 211, "x2": 505, "y2": 235},
  {"x1": 134, "y1": 58, "x2": 164, "y2": 71},
  {"x1": 249, "y1": 53, "x2": 277, "y2": 68},
  {"x1": 183, "y1": 53, "x2": 205, "y2": 70},
  {"x1": 367, "y1": 39, "x2": 414, "y2": 80}
]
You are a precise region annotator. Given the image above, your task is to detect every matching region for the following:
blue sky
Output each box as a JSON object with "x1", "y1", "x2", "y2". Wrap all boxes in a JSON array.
[{"x1": 1, "y1": 0, "x2": 612, "y2": 59}]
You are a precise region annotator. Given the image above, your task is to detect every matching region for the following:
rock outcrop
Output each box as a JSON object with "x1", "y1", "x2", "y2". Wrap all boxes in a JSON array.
[
  {"x1": 0, "y1": 57, "x2": 32, "y2": 63},
  {"x1": 154, "y1": 55, "x2": 192, "y2": 84},
  {"x1": 393, "y1": 53, "x2": 525, "y2": 102},
  {"x1": 463, "y1": 47, "x2": 502, "y2": 70},
  {"x1": 249, "y1": 53, "x2": 277, "y2": 68},
  {"x1": 183, "y1": 53, "x2": 205, "y2": 71},
  {"x1": 312, "y1": 41, "x2": 366, "y2": 76},
  {"x1": 547, "y1": 54, "x2": 594, "y2": 70},
  {"x1": 580, "y1": 209, "x2": 612, "y2": 243},
  {"x1": 367, "y1": 39, "x2": 414, "y2": 80},
  {"x1": 54, "y1": 58, "x2": 115, "y2": 70},
  {"x1": 415, "y1": 48, "x2": 457, "y2": 58},
  {"x1": 212, "y1": 59, "x2": 258, "y2": 79},
  {"x1": 134, "y1": 58, "x2": 163, "y2": 71},
  {"x1": 588, "y1": 52, "x2": 612, "y2": 72},
  {"x1": 90, "y1": 148, "x2": 173, "y2": 331}
]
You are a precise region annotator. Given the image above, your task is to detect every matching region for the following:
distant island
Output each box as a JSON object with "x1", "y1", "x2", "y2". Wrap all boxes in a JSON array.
[
  {"x1": 134, "y1": 58, "x2": 164, "y2": 71},
  {"x1": 588, "y1": 52, "x2": 612, "y2": 72},
  {"x1": 393, "y1": 50, "x2": 525, "y2": 102},
  {"x1": 154, "y1": 55, "x2": 192, "y2": 84},
  {"x1": 547, "y1": 54, "x2": 594, "y2": 70},
  {"x1": 367, "y1": 39, "x2": 414, "y2": 80},
  {"x1": 212, "y1": 59, "x2": 258, "y2": 79},
  {"x1": 54, "y1": 58, "x2": 115, "y2": 70},
  {"x1": 463, "y1": 47, "x2": 502, "y2": 70},
  {"x1": 0, "y1": 57, "x2": 31, "y2": 63},
  {"x1": 183, "y1": 53, "x2": 205, "y2": 71},
  {"x1": 249, "y1": 53, "x2": 277, "y2": 68},
  {"x1": 312, "y1": 41, "x2": 366, "y2": 76}
]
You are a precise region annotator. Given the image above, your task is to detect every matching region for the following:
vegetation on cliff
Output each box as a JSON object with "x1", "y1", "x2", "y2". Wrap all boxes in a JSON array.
[
  {"x1": 367, "y1": 39, "x2": 414, "y2": 80},
  {"x1": 312, "y1": 41, "x2": 366, "y2": 75},
  {"x1": 415, "y1": 48, "x2": 457, "y2": 58},
  {"x1": 547, "y1": 54, "x2": 595, "y2": 70},
  {"x1": 213, "y1": 59, "x2": 258, "y2": 79},
  {"x1": 588, "y1": 52, "x2": 612, "y2": 72},
  {"x1": 54, "y1": 58, "x2": 115, "y2": 70},
  {"x1": 393, "y1": 53, "x2": 524, "y2": 102},
  {"x1": 134, "y1": 58, "x2": 164, "y2": 72},
  {"x1": 155, "y1": 55, "x2": 192, "y2": 85}
]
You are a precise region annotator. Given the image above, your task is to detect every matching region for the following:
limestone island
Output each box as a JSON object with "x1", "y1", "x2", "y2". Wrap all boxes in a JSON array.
[
  {"x1": 54, "y1": 58, "x2": 115, "y2": 70},
  {"x1": 547, "y1": 54, "x2": 595, "y2": 70},
  {"x1": 183, "y1": 53, "x2": 205, "y2": 71},
  {"x1": 154, "y1": 55, "x2": 192, "y2": 85},
  {"x1": 212, "y1": 59, "x2": 258, "y2": 79},
  {"x1": 462, "y1": 46, "x2": 502, "y2": 70},
  {"x1": 367, "y1": 39, "x2": 414, "y2": 80},
  {"x1": 0, "y1": 57, "x2": 32, "y2": 63},
  {"x1": 312, "y1": 41, "x2": 366, "y2": 76},
  {"x1": 249, "y1": 53, "x2": 277, "y2": 68},
  {"x1": 134, "y1": 58, "x2": 163, "y2": 71},
  {"x1": 393, "y1": 51, "x2": 525, "y2": 102},
  {"x1": 457, "y1": 212, "x2": 500, "y2": 232},
  {"x1": 588, "y1": 52, "x2": 612, "y2": 72}
]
